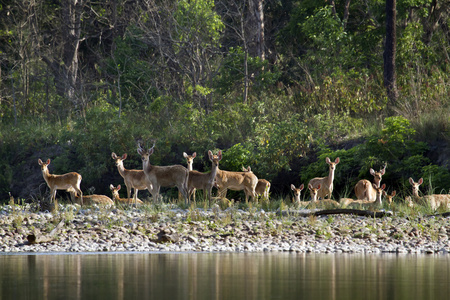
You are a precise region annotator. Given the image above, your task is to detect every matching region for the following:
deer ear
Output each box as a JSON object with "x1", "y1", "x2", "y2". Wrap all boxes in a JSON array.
[
  {"x1": 370, "y1": 168, "x2": 375, "y2": 175},
  {"x1": 318, "y1": 184, "x2": 321, "y2": 189},
  {"x1": 117, "y1": 184, "x2": 121, "y2": 190},
  {"x1": 325, "y1": 157, "x2": 331, "y2": 164},
  {"x1": 380, "y1": 168, "x2": 386, "y2": 175},
  {"x1": 148, "y1": 147, "x2": 154, "y2": 155},
  {"x1": 218, "y1": 150, "x2": 222, "y2": 160},
  {"x1": 308, "y1": 184, "x2": 313, "y2": 190},
  {"x1": 291, "y1": 184, "x2": 296, "y2": 191},
  {"x1": 122, "y1": 153, "x2": 127, "y2": 160},
  {"x1": 38, "y1": 159, "x2": 43, "y2": 165},
  {"x1": 381, "y1": 183, "x2": 386, "y2": 189},
  {"x1": 392, "y1": 190, "x2": 396, "y2": 196},
  {"x1": 111, "y1": 152, "x2": 117, "y2": 159},
  {"x1": 110, "y1": 184, "x2": 114, "y2": 190},
  {"x1": 418, "y1": 178, "x2": 423, "y2": 185},
  {"x1": 335, "y1": 157, "x2": 340, "y2": 164},
  {"x1": 192, "y1": 152, "x2": 196, "y2": 158},
  {"x1": 409, "y1": 177, "x2": 414, "y2": 185},
  {"x1": 183, "y1": 152, "x2": 188, "y2": 158},
  {"x1": 299, "y1": 184, "x2": 304, "y2": 190},
  {"x1": 46, "y1": 159, "x2": 51, "y2": 165}
]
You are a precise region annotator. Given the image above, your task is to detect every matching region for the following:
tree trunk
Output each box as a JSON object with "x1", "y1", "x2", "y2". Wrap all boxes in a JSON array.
[
  {"x1": 248, "y1": 0, "x2": 265, "y2": 61},
  {"x1": 383, "y1": 0, "x2": 399, "y2": 107}
]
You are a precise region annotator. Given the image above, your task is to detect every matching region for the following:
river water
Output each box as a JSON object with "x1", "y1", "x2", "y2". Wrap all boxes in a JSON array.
[{"x1": 1, "y1": 252, "x2": 449, "y2": 299}]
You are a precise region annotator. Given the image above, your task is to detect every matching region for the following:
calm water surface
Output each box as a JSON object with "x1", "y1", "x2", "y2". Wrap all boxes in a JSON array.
[{"x1": 1, "y1": 252, "x2": 449, "y2": 300}]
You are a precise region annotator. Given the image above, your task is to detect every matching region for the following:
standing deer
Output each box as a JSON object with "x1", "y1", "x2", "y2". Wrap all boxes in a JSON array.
[
  {"x1": 182, "y1": 152, "x2": 197, "y2": 201},
  {"x1": 111, "y1": 152, "x2": 150, "y2": 205},
  {"x1": 341, "y1": 184, "x2": 386, "y2": 209},
  {"x1": 408, "y1": 178, "x2": 450, "y2": 211},
  {"x1": 110, "y1": 184, "x2": 144, "y2": 205},
  {"x1": 308, "y1": 157, "x2": 340, "y2": 200},
  {"x1": 38, "y1": 159, "x2": 83, "y2": 205},
  {"x1": 307, "y1": 184, "x2": 340, "y2": 208},
  {"x1": 187, "y1": 150, "x2": 222, "y2": 206},
  {"x1": 354, "y1": 165, "x2": 386, "y2": 201},
  {"x1": 137, "y1": 143, "x2": 189, "y2": 204},
  {"x1": 215, "y1": 165, "x2": 258, "y2": 203},
  {"x1": 242, "y1": 167, "x2": 270, "y2": 200}
]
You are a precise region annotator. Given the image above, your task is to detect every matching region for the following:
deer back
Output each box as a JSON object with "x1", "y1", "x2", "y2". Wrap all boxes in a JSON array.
[
  {"x1": 148, "y1": 165, "x2": 189, "y2": 187},
  {"x1": 355, "y1": 179, "x2": 377, "y2": 201},
  {"x1": 216, "y1": 169, "x2": 258, "y2": 191}
]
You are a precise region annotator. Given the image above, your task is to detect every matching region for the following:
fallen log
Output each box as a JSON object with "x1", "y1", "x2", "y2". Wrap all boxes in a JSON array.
[
  {"x1": 26, "y1": 219, "x2": 65, "y2": 244},
  {"x1": 278, "y1": 208, "x2": 392, "y2": 218}
]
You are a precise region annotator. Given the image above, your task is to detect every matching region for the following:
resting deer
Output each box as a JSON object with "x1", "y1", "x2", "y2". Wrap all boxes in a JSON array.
[
  {"x1": 354, "y1": 165, "x2": 386, "y2": 201},
  {"x1": 408, "y1": 178, "x2": 450, "y2": 211},
  {"x1": 242, "y1": 167, "x2": 270, "y2": 200},
  {"x1": 341, "y1": 184, "x2": 385, "y2": 209},
  {"x1": 308, "y1": 157, "x2": 340, "y2": 200},
  {"x1": 187, "y1": 150, "x2": 222, "y2": 206},
  {"x1": 38, "y1": 159, "x2": 83, "y2": 205},
  {"x1": 307, "y1": 184, "x2": 340, "y2": 209},
  {"x1": 110, "y1": 184, "x2": 144, "y2": 205},
  {"x1": 68, "y1": 188, "x2": 114, "y2": 206},
  {"x1": 137, "y1": 143, "x2": 189, "y2": 204},
  {"x1": 111, "y1": 152, "x2": 151, "y2": 205},
  {"x1": 183, "y1": 152, "x2": 197, "y2": 201},
  {"x1": 383, "y1": 190, "x2": 396, "y2": 206},
  {"x1": 291, "y1": 184, "x2": 304, "y2": 203},
  {"x1": 215, "y1": 165, "x2": 258, "y2": 203}
]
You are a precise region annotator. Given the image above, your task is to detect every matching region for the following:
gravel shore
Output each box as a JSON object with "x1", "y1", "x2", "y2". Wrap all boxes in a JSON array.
[{"x1": 1, "y1": 203, "x2": 449, "y2": 254}]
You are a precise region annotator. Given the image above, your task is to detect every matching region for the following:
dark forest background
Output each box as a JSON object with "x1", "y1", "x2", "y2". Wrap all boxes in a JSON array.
[{"x1": 0, "y1": 0, "x2": 449, "y2": 202}]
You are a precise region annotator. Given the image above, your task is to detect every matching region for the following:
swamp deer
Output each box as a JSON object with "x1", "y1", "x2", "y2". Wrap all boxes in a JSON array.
[
  {"x1": 408, "y1": 178, "x2": 450, "y2": 211},
  {"x1": 182, "y1": 152, "x2": 197, "y2": 201},
  {"x1": 110, "y1": 184, "x2": 144, "y2": 205},
  {"x1": 38, "y1": 159, "x2": 83, "y2": 205},
  {"x1": 291, "y1": 184, "x2": 304, "y2": 203},
  {"x1": 307, "y1": 184, "x2": 340, "y2": 209},
  {"x1": 111, "y1": 152, "x2": 151, "y2": 205},
  {"x1": 308, "y1": 157, "x2": 340, "y2": 200},
  {"x1": 242, "y1": 167, "x2": 270, "y2": 200},
  {"x1": 215, "y1": 165, "x2": 258, "y2": 203},
  {"x1": 341, "y1": 184, "x2": 386, "y2": 210},
  {"x1": 68, "y1": 188, "x2": 114, "y2": 206},
  {"x1": 383, "y1": 190, "x2": 396, "y2": 206},
  {"x1": 187, "y1": 150, "x2": 222, "y2": 206},
  {"x1": 137, "y1": 143, "x2": 189, "y2": 204},
  {"x1": 354, "y1": 165, "x2": 386, "y2": 201}
]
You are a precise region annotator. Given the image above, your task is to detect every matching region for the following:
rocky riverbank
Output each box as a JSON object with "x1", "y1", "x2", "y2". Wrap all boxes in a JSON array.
[{"x1": 0, "y1": 203, "x2": 449, "y2": 254}]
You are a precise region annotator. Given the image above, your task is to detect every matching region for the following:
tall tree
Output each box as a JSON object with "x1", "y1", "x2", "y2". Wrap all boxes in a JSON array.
[{"x1": 383, "y1": 0, "x2": 399, "y2": 107}]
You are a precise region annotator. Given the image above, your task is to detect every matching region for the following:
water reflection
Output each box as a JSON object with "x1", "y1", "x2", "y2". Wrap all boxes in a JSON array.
[{"x1": 1, "y1": 253, "x2": 449, "y2": 300}]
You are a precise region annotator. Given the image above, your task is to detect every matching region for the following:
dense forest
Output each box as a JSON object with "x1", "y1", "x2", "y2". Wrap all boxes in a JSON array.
[{"x1": 0, "y1": 0, "x2": 449, "y2": 203}]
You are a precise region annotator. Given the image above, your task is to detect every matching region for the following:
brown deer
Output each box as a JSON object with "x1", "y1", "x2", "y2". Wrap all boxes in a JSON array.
[
  {"x1": 182, "y1": 152, "x2": 197, "y2": 201},
  {"x1": 308, "y1": 157, "x2": 340, "y2": 200},
  {"x1": 111, "y1": 152, "x2": 151, "y2": 205},
  {"x1": 110, "y1": 184, "x2": 144, "y2": 205},
  {"x1": 383, "y1": 190, "x2": 396, "y2": 206},
  {"x1": 341, "y1": 184, "x2": 386, "y2": 209},
  {"x1": 354, "y1": 165, "x2": 386, "y2": 201},
  {"x1": 242, "y1": 167, "x2": 270, "y2": 200},
  {"x1": 290, "y1": 184, "x2": 304, "y2": 203},
  {"x1": 215, "y1": 165, "x2": 258, "y2": 203},
  {"x1": 38, "y1": 159, "x2": 83, "y2": 205},
  {"x1": 408, "y1": 178, "x2": 450, "y2": 211},
  {"x1": 137, "y1": 143, "x2": 189, "y2": 204},
  {"x1": 187, "y1": 150, "x2": 222, "y2": 206},
  {"x1": 307, "y1": 184, "x2": 340, "y2": 209},
  {"x1": 68, "y1": 188, "x2": 114, "y2": 206}
]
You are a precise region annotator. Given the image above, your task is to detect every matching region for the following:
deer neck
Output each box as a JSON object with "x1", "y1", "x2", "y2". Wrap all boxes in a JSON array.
[
  {"x1": 116, "y1": 162, "x2": 127, "y2": 177},
  {"x1": 210, "y1": 164, "x2": 219, "y2": 181},
  {"x1": 327, "y1": 166, "x2": 335, "y2": 186},
  {"x1": 187, "y1": 162, "x2": 193, "y2": 171}
]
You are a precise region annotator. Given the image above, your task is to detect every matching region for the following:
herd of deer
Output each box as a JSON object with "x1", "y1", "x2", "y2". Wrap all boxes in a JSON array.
[{"x1": 37, "y1": 146, "x2": 450, "y2": 211}]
